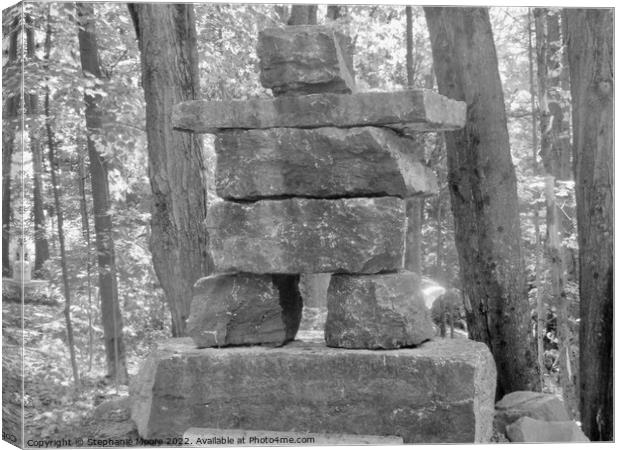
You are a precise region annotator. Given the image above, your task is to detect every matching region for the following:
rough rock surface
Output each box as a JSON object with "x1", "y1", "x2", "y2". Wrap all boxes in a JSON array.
[
  {"x1": 214, "y1": 127, "x2": 437, "y2": 200},
  {"x1": 325, "y1": 271, "x2": 434, "y2": 349},
  {"x1": 494, "y1": 390, "x2": 570, "y2": 434},
  {"x1": 207, "y1": 197, "x2": 406, "y2": 274},
  {"x1": 173, "y1": 90, "x2": 466, "y2": 134},
  {"x1": 505, "y1": 417, "x2": 589, "y2": 442},
  {"x1": 187, "y1": 274, "x2": 302, "y2": 347},
  {"x1": 257, "y1": 26, "x2": 355, "y2": 96},
  {"x1": 130, "y1": 338, "x2": 497, "y2": 443}
]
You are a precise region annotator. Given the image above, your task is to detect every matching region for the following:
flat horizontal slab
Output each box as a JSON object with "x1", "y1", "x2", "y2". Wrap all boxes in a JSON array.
[
  {"x1": 130, "y1": 338, "x2": 496, "y2": 443},
  {"x1": 184, "y1": 427, "x2": 403, "y2": 446},
  {"x1": 173, "y1": 89, "x2": 466, "y2": 133},
  {"x1": 206, "y1": 197, "x2": 406, "y2": 274},
  {"x1": 325, "y1": 271, "x2": 435, "y2": 349},
  {"x1": 215, "y1": 127, "x2": 437, "y2": 200}
]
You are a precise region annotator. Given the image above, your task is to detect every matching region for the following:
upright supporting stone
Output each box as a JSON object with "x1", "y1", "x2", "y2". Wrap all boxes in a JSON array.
[
  {"x1": 131, "y1": 338, "x2": 497, "y2": 443},
  {"x1": 207, "y1": 197, "x2": 406, "y2": 274},
  {"x1": 173, "y1": 90, "x2": 467, "y2": 134},
  {"x1": 325, "y1": 271, "x2": 434, "y2": 349},
  {"x1": 214, "y1": 127, "x2": 437, "y2": 200},
  {"x1": 187, "y1": 274, "x2": 302, "y2": 348},
  {"x1": 257, "y1": 26, "x2": 355, "y2": 96}
]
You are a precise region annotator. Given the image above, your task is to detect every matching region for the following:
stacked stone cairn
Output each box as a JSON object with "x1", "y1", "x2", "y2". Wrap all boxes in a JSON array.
[
  {"x1": 184, "y1": 25, "x2": 457, "y2": 350},
  {"x1": 131, "y1": 25, "x2": 497, "y2": 444}
]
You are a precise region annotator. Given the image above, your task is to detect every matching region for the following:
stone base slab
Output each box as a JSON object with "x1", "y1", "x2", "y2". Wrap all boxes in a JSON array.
[{"x1": 130, "y1": 338, "x2": 496, "y2": 443}]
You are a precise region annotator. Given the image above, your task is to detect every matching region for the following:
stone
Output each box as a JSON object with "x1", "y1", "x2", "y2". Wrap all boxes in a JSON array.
[
  {"x1": 505, "y1": 417, "x2": 589, "y2": 443},
  {"x1": 206, "y1": 197, "x2": 406, "y2": 274},
  {"x1": 494, "y1": 390, "x2": 571, "y2": 434},
  {"x1": 173, "y1": 89, "x2": 466, "y2": 134},
  {"x1": 214, "y1": 127, "x2": 437, "y2": 200},
  {"x1": 184, "y1": 428, "x2": 403, "y2": 446},
  {"x1": 187, "y1": 274, "x2": 302, "y2": 348},
  {"x1": 130, "y1": 338, "x2": 497, "y2": 443},
  {"x1": 257, "y1": 26, "x2": 355, "y2": 96},
  {"x1": 325, "y1": 271, "x2": 434, "y2": 349}
]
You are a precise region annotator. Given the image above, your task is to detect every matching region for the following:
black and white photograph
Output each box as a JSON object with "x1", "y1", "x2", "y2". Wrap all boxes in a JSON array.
[{"x1": 1, "y1": 1, "x2": 614, "y2": 447}]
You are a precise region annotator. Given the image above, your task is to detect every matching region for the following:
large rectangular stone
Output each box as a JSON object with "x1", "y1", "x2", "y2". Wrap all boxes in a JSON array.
[
  {"x1": 173, "y1": 89, "x2": 466, "y2": 133},
  {"x1": 258, "y1": 26, "x2": 356, "y2": 96},
  {"x1": 325, "y1": 271, "x2": 435, "y2": 349},
  {"x1": 206, "y1": 197, "x2": 406, "y2": 274},
  {"x1": 187, "y1": 274, "x2": 302, "y2": 348},
  {"x1": 215, "y1": 127, "x2": 437, "y2": 200},
  {"x1": 130, "y1": 338, "x2": 497, "y2": 443}
]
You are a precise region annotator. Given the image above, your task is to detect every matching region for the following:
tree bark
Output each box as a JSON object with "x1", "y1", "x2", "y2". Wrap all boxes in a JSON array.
[
  {"x1": 564, "y1": 9, "x2": 613, "y2": 441},
  {"x1": 288, "y1": 5, "x2": 318, "y2": 25},
  {"x1": 25, "y1": 13, "x2": 50, "y2": 277},
  {"x1": 424, "y1": 7, "x2": 539, "y2": 398},
  {"x1": 76, "y1": 2, "x2": 128, "y2": 384},
  {"x1": 128, "y1": 3, "x2": 211, "y2": 337}
]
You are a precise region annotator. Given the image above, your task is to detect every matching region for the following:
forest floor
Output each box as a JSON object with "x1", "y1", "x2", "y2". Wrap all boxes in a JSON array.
[{"x1": 2, "y1": 284, "x2": 143, "y2": 446}]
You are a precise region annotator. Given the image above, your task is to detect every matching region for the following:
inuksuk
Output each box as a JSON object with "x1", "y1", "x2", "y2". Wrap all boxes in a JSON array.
[{"x1": 131, "y1": 25, "x2": 497, "y2": 443}]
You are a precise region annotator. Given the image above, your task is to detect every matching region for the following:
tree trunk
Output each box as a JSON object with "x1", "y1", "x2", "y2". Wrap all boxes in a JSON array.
[
  {"x1": 527, "y1": 8, "x2": 538, "y2": 170},
  {"x1": 44, "y1": 7, "x2": 80, "y2": 388},
  {"x1": 26, "y1": 13, "x2": 50, "y2": 277},
  {"x1": 76, "y1": 2, "x2": 128, "y2": 384},
  {"x1": 424, "y1": 7, "x2": 539, "y2": 398},
  {"x1": 128, "y1": 3, "x2": 211, "y2": 337},
  {"x1": 403, "y1": 8, "x2": 427, "y2": 276},
  {"x1": 535, "y1": 7, "x2": 577, "y2": 418},
  {"x1": 564, "y1": 9, "x2": 613, "y2": 441},
  {"x1": 534, "y1": 9, "x2": 572, "y2": 181},
  {"x1": 326, "y1": 5, "x2": 344, "y2": 21},
  {"x1": 3, "y1": 16, "x2": 19, "y2": 277},
  {"x1": 288, "y1": 5, "x2": 317, "y2": 25},
  {"x1": 543, "y1": 175, "x2": 577, "y2": 417}
]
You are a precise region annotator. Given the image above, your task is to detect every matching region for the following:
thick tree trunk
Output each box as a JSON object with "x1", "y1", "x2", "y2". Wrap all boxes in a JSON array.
[
  {"x1": 128, "y1": 3, "x2": 210, "y2": 337},
  {"x1": 424, "y1": 7, "x2": 539, "y2": 398},
  {"x1": 288, "y1": 5, "x2": 317, "y2": 25},
  {"x1": 564, "y1": 9, "x2": 613, "y2": 441},
  {"x1": 26, "y1": 14, "x2": 50, "y2": 277},
  {"x1": 76, "y1": 2, "x2": 128, "y2": 384}
]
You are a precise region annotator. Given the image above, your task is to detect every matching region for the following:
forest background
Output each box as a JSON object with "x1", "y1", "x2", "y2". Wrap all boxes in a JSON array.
[{"x1": 1, "y1": 1, "x2": 614, "y2": 444}]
